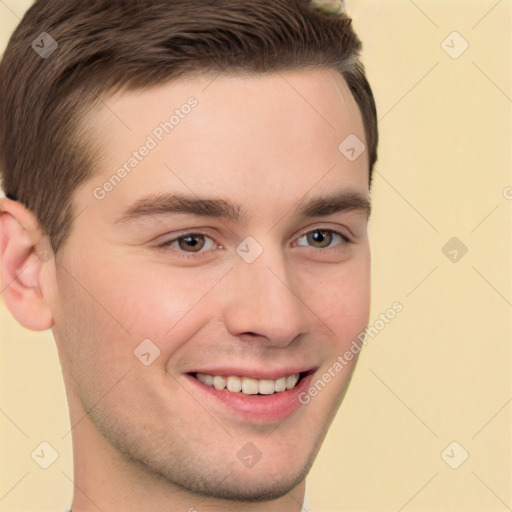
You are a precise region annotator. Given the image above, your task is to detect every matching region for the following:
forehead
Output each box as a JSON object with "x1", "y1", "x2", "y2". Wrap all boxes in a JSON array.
[{"x1": 76, "y1": 68, "x2": 369, "y2": 223}]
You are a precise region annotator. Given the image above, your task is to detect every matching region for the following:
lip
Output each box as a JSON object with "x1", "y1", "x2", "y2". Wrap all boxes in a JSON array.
[{"x1": 185, "y1": 370, "x2": 316, "y2": 423}]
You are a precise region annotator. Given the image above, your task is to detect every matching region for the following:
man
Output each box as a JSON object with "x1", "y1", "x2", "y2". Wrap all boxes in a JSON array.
[{"x1": 0, "y1": 0, "x2": 377, "y2": 510}]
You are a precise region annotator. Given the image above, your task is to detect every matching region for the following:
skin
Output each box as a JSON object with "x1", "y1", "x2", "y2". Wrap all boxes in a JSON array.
[{"x1": 0, "y1": 68, "x2": 371, "y2": 511}]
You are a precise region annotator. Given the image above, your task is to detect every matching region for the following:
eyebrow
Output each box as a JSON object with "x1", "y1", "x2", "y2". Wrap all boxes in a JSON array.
[{"x1": 114, "y1": 190, "x2": 371, "y2": 225}]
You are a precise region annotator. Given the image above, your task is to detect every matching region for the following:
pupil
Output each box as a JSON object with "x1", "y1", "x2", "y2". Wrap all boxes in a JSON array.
[
  {"x1": 179, "y1": 235, "x2": 204, "y2": 252},
  {"x1": 309, "y1": 230, "x2": 330, "y2": 248}
]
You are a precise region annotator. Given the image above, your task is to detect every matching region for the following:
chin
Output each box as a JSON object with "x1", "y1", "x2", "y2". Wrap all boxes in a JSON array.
[{"x1": 158, "y1": 458, "x2": 312, "y2": 502}]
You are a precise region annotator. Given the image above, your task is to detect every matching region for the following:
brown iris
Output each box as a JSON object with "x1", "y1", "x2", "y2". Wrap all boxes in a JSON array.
[{"x1": 177, "y1": 234, "x2": 206, "y2": 252}]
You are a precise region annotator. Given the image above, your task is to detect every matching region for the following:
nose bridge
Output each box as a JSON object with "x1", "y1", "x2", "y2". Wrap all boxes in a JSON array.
[{"x1": 223, "y1": 240, "x2": 309, "y2": 345}]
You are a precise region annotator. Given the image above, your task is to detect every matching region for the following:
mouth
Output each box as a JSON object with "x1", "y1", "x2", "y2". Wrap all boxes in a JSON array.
[
  {"x1": 185, "y1": 369, "x2": 316, "y2": 422},
  {"x1": 191, "y1": 371, "x2": 311, "y2": 396}
]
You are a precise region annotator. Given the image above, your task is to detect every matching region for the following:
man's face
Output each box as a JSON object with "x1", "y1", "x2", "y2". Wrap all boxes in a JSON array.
[{"x1": 51, "y1": 68, "x2": 371, "y2": 500}]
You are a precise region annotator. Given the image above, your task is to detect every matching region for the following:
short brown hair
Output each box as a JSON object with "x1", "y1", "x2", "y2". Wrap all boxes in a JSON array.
[{"x1": 0, "y1": 0, "x2": 378, "y2": 255}]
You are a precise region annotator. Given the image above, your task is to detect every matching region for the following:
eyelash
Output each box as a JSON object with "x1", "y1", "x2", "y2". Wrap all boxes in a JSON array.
[{"x1": 156, "y1": 228, "x2": 351, "y2": 259}]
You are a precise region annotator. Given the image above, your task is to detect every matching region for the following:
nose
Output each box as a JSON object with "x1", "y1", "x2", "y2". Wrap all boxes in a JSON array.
[{"x1": 221, "y1": 243, "x2": 310, "y2": 347}]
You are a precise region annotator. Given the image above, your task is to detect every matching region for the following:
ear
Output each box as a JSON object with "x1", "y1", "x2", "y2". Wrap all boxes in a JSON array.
[{"x1": 0, "y1": 197, "x2": 54, "y2": 330}]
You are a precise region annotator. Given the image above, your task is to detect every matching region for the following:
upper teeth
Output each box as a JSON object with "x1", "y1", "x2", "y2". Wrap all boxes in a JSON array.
[{"x1": 195, "y1": 373, "x2": 301, "y2": 395}]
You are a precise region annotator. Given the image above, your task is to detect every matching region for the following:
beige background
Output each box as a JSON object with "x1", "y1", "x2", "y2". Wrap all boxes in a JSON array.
[{"x1": 1, "y1": 1, "x2": 510, "y2": 511}]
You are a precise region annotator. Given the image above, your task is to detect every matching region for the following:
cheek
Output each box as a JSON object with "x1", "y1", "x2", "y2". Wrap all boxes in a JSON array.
[
  {"x1": 55, "y1": 253, "x2": 224, "y2": 370},
  {"x1": 54, "y1": 265, "x2": 135, "y2": 386},
  {"x1": 309, "y1": 250, "x2": 371, "y2": 346},
  {"x1": 107, "y1": 263, "x2": 228, "y2": 346},
  {"x1": 53, "y1": 260, "x2": 181, "y2": 409}
]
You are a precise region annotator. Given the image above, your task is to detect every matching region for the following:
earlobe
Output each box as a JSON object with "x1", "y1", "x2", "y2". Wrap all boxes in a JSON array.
[{"x1": 0, "y1": 197, "x2": 54, "y2": 331}]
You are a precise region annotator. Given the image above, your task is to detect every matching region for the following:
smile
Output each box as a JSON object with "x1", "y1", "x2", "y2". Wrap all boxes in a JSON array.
[
  {"x1": 186, "y1": 369, "x2": 316, "y2": 422},
  {"x1": 194, "y1": 372, "x2": 302, "y2": 395}
]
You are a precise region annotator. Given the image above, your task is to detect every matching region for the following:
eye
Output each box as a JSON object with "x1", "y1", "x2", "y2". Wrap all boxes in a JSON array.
[
  {"x1": 295, "y1": 229, "x2": 349, "y2": 249},
  {"x1": 158, "y1": 233, "x2": 217, "y2": 254},
  {"x1": 156, "y1": 228, "x2": 350, "y2": 258}
]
